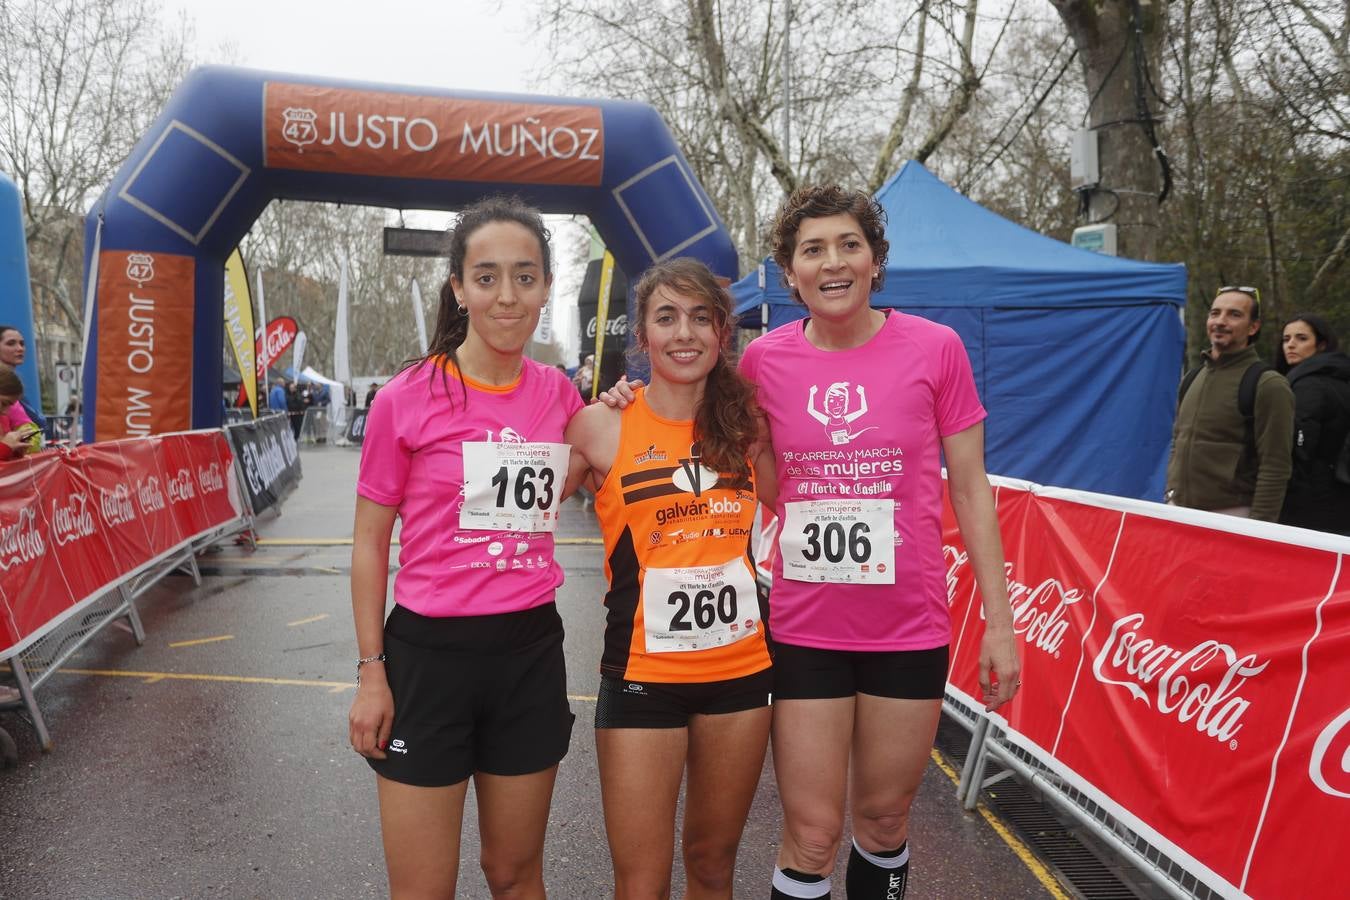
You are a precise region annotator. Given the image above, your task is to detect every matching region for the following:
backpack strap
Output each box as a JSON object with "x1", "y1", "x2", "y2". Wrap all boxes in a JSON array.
[
  {"x1": 1178, "y1": 366, "x2": 1201, "y2": 404},
  {"x1": 1238, "y1": 360, "x2": 1272, "y2": 457},
  {"x1": 1179, "y1": 361, "x2": 1270, "y2": 454}
]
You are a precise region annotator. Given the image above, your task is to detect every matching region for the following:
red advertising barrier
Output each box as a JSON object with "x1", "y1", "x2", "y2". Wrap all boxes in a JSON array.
[
  {"x1": 0, "y1": 431, "x2": 243, "y2": 656},
  {"x1": 942, "y1": 479, "x2": 1350, "y2": 898}
]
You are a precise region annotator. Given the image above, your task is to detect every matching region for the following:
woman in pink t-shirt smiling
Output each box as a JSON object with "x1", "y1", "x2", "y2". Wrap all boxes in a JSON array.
[
  {"x1": 347, "y1": 197, "x2": 583, "y2": 898},
  {"x1": 745, "y1": 186, "x2": 1020, "y2": 900}
]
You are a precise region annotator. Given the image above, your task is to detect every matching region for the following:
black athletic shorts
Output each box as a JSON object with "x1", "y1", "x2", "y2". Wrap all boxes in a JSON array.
[
  {"x1": 772, "y1": 642, "x2": 949, "y2": 700},
  {"x1": 594, "y1": 668, "x2": 773, "y2": 729},
  {"x1": 368, "y1": 603, "x2": 574, "y2": 787}
]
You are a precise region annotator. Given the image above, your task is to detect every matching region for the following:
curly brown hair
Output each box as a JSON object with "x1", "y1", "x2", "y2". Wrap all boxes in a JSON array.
[
  {"x1": 633, "y1": 258, "x2": 759, "y2": 479},
  {"x1": 769, "y1": 185, "x2": 889, "y2": 303}
]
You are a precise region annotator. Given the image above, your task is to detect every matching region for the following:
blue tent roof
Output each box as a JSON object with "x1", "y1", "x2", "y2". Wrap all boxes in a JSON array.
[
  {"x1": 732, "y1": 161, "x2": 1189, "y2": 501},
  {"x1": 734, "y1": 160, "x2": 1186, "y2": 323}
]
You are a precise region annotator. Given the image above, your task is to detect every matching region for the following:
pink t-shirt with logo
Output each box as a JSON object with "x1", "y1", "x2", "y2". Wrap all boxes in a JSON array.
[
  {"x1": 740, "y1": 312, "x2": 985, "y2": 651},
  {"x1": 357, "y1": 356, "x2": 584, "y2": 618}
]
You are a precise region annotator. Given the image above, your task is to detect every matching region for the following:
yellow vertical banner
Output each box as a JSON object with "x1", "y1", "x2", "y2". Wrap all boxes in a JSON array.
[
  {"x1": 223, "y1": 249, "x2": 258, "y2": 415},
  {"x1": 591, "y1": 250, "x2": 615, "y2": 401}
]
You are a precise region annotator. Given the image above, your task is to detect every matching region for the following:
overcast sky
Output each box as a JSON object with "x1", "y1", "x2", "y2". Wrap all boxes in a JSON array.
[{"x1": 163, "y1": 0, "x2": 591, "y2": 363}]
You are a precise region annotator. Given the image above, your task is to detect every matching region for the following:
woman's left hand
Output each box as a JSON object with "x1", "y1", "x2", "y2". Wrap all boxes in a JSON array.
[{"x1": 979, "y1": 625, "x2": 1021, "y2": 712}]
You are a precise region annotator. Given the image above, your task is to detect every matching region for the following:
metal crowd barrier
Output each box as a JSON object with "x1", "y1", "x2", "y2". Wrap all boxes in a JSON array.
[{"x1": 944, "y1": 691, "x2": 1222, "y2": 900}]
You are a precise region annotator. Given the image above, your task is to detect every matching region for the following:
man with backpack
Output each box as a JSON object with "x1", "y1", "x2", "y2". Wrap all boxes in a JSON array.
[{"x1": 1165, "y1": 286, "x2": 1294, "y2": 522}]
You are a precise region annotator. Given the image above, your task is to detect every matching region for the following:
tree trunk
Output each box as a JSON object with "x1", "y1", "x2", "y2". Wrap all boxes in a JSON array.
[{"x1": 1052, "y1": 0, "x2": 1168, "y2": 261}]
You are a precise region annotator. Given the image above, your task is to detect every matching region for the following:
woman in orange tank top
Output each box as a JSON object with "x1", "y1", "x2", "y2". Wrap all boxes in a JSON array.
[{"x1": 565, "y1": 257, "x2": 777, "y2": 899}]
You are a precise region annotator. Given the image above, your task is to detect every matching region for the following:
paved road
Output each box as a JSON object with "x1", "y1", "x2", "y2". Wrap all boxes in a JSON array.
[{"x1": 1, "y1": 446, "x2": 1058, "y2": 899}]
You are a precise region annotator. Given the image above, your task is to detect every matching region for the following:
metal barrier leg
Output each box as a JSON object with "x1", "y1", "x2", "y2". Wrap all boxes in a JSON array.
[
  {"x1": 119, "y1": 585, "x2": 146, "y2": 646},
  {"x1": 956, "y1": 715, "x2": 990, "y2": 803},
  {"x1": 11, "y1": 659, "x2": 52, "y2": 752},
  {"x1": 962, "y1": 723, "x2": 993, "y2": 811}
]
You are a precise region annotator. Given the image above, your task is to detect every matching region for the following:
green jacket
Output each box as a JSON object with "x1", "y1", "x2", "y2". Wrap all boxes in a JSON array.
[{"x1": 1165, "y1": 345, "x2": 1294, "y2": 521}]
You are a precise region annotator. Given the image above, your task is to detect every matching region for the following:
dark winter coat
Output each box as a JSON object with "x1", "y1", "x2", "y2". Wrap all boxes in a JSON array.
[{"x1": 1279, "y1": 351, "x2": 1350, "y2": 535}]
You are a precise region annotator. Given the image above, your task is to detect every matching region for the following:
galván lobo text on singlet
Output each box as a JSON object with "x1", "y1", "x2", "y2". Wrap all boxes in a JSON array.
[{"x1": 593, "y1": 389, "x2": 771, "y2": 684}]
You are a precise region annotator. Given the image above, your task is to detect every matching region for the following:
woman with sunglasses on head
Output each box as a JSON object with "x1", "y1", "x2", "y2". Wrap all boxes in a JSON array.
[
  {"x1": 746, "y1": 186, "x2": 1019, "y2": 899},
  {"x1": 1277, "y1": 312, "x2": 1350, "y2": 535},
  {"x1": 564, "y1": 257, "x2": 775, "y2": 899},
  {"x1": 347, "y1": 196, "x2": 581, "y2": 899}
]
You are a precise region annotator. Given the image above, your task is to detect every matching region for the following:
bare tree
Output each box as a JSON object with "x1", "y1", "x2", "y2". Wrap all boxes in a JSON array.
[
  {"x1": 0, "y1": 0, "x2": 192, "y2": 400},
  {"x1": 533, "y1": 0, "x2": 1006, "y2": 268}
]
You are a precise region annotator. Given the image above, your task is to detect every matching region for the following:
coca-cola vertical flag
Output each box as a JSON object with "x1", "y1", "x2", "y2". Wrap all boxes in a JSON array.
[
  {"x1": 1239, "y1": 562, "x2": 1350, "y2": 899},
  {"x1": 255, "y1": 316, "x2": 298, "y2": 383},
  {"x1": 1052, "y1": 514, "x2": 1340, "y2": 894}
]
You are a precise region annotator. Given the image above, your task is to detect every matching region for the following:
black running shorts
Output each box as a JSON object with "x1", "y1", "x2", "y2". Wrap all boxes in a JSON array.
[
  {"x1": 771, "y1": 642, "x2": 949, "y2": 700},
  {"x1": 594, "y1": 668, "x2": 773, "y2": 729},
  {"x1": 368, "y1": 603, "x2": 574, "y2": 787}
]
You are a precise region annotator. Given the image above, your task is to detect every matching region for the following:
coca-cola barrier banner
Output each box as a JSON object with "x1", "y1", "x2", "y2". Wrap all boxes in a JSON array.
[
  {"x1": 941, "y1": 478, "x2": 1350, "y2": 899},
  {"x1": 0, "y1": 432, "x2": 244, "y2": 657}
]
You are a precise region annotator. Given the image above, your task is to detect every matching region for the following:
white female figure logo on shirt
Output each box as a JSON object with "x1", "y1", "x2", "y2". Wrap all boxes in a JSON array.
[{"x1": 808, "y1": 382, "x2": 877, "y2": 445}]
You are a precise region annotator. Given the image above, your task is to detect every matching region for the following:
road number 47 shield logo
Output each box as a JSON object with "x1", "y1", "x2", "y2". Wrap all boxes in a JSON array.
[{"x1": 281, "y1": 107, "x2": 318, "y2": 151}]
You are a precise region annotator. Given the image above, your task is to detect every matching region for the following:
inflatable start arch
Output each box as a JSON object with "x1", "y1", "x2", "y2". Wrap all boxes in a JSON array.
[{"x1": 82, "y1": 66, "x2": 737, "y2": 441}]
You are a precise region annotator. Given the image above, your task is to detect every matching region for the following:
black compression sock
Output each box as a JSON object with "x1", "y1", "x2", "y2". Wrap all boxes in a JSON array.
[
  {"x1": 845, "y1": 839, "x2": 909, "y2": 899},
  {"x1": 771, "y1": 866, "x2": 832, "y2": 898}
]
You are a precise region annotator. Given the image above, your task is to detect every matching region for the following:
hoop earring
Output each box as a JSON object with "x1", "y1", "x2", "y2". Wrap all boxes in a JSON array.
[{"x1": 456, "y1": 304, "x2": 467, "y2": 316}]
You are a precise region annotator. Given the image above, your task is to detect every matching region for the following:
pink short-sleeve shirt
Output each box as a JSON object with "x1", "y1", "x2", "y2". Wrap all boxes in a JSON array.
[
  {"x1": 357, "y1": 357, "x2": 584, "y2": 618},
  {"x1": 740, "y1": 312, "x2": 985, "y2": 651}
]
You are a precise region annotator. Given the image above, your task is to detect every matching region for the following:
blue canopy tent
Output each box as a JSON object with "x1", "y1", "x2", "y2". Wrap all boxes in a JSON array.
[{"x1": 732, "y1": 161, "x2": 1188, "y2": 500}]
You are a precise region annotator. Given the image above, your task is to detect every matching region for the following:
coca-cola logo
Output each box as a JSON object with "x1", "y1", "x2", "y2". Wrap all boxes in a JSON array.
[
  {"x1": 255, "y1": 316, "x2": 298, "y2": 376},
  {"x1": 51, "y1": 492, "x2": 97, "y2": 547},
  {"x1": 943, "y1": 552, "x2": 1080, "y2": 658},
  {"x1": 1093, "y1": 613, "x2": 1268, "y2": 747},
  {"x1": 586, "y1": 313, "x2": 628, "y2": 340},
  {"x1": 943, "y1": 545, "x2": 969, "y2": 606},
  {"x1": 166, "y1": 468, "x2": 196, "y2": 503},
  {"x1": 99, "y1": 484, "x2": 136, "y2": 527},
  {"x1": 137, "y1": 477, "x2": 166, "y2": 514},
  {"x1": 0, "y1": 507, "x2": 46, "y2": 571},
  {"x1": 1310, "y1": 707, "x2": 1350, "y2": 799},
  {"x1": 196, "y1": 462, "x2": 225, "y2": 494}
]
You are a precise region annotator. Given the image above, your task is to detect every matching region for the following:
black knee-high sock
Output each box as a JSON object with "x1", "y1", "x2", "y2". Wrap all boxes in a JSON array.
[
  {"x1": 845, "y1": 839, "x2": 909, "y2": 899},
  {"x1": 771, "y1": 866, "x2": 832, "y2": 899}
]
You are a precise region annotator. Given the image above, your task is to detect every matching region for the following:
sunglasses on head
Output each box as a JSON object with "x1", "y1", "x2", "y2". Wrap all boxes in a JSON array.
[{"x1": 1216, "y1": 285, "x2": 1261, "y2": 305}]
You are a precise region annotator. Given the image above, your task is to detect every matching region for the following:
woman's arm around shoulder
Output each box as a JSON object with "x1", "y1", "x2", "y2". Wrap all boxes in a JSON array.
[
  {"x1": 563, "y1": 401, "x2": 621, "y2": 499},
  {"x1": 942, "y1": 421, "x2": 1020, "y2": 712},
  {"x1": 751, "y1": 412, "x2": 778, "y2": 510}
]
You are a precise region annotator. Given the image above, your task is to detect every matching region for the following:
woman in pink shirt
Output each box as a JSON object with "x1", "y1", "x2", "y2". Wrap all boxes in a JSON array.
[
  {"x1": 347, "y1": 197, "x2": 582, "y2": 898},
  {"x1": 744, "y1": 187, "x2": 1020, "y2": 899}
]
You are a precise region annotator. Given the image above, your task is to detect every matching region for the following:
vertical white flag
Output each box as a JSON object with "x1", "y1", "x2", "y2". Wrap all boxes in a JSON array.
[
  {"x1": 255, "y1": 268, "x2": 268, "y2": 342},
  {"x1": 411, "y1": 278, "x2": 429, "y2": 355},
  {"x1": 334, "y1": 256, "x2": 351, "y2": 386},
  {"x1": 293, "y1": 330, "x2": 308, "y2": 377}
]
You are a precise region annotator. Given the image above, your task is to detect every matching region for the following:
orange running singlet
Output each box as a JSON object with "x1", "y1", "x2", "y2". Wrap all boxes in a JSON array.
[{"x1": 593, "y1": 389, "x2": 771, "y2": 683}]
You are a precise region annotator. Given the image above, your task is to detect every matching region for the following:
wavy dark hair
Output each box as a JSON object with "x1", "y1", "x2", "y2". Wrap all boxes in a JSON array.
[
  {"x1": 769, "y1": 185, "x2": 889, "y2": 303},
  {"x1": 1277, "y1": 312, "x2": 1339, "y2": 374},
  {"x1": 401, "y1": 196, "x2": 552, "y2": 405},
  {"x1": 0, "y1": 363, "x2": 23, "y2": 399},
  {"x1": 632, "y1": 258, "x2": 759, "y2": 478}
]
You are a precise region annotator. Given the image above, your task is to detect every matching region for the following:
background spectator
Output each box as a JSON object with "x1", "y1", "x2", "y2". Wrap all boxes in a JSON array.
[{"x1": 1277, "y1": 313, "x2": 1350, "y2": 534}]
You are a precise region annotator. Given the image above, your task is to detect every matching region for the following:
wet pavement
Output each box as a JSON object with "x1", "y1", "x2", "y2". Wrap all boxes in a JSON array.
[{"x1": 1, "y1": 446, "x2": 1057, "y2": 899}]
